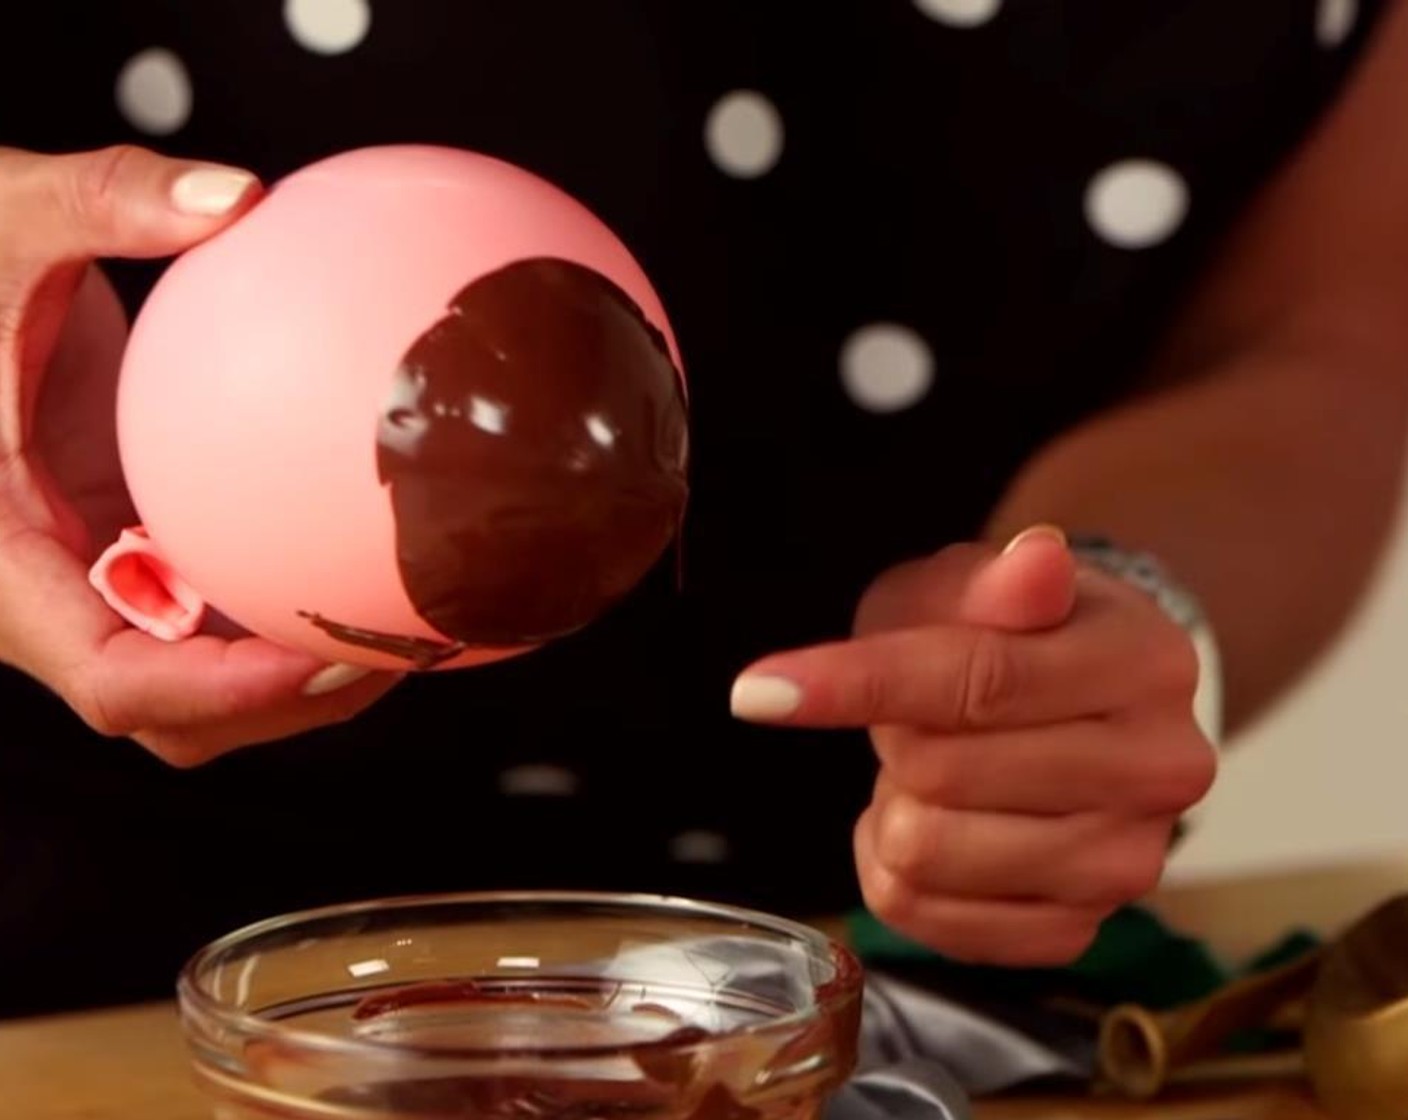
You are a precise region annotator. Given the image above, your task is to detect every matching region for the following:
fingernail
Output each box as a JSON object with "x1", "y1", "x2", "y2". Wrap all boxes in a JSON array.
[
  {"x1": 1002, "y1": 523, "x2": 1067, "y2": 556},
  {"x1": 171, "y1": 167, "x2": 257, "y2": 216},
  {"x1": 730, "y1": 674, "x2": 803, "y2": 721},
  {"x1": 302, "y1": 662, "x2": 372, "y2": 696}
]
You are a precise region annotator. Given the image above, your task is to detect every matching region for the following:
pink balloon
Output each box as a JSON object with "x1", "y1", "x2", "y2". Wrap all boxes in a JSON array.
[{"x1": 89, "y1": 144, "x2": 689, "y2": 671}]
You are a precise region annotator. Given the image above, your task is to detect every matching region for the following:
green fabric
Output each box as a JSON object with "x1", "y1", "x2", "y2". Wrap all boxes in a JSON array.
[{"x1": 846, "y1": 905, "x2": 1321, "y2": 1015}]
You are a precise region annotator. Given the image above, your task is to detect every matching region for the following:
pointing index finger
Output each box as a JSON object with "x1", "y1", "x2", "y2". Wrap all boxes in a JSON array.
[{"x1": 730, "y1": 602, "x2": 1164, "y2": 731}]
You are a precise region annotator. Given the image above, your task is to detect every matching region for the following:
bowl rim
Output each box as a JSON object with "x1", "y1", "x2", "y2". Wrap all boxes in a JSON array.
[{"x1": 176, "y1": 888, "x2": 864, "y2": 1063}]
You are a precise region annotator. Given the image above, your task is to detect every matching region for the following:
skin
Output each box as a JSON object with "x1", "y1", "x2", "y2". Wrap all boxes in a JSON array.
[
  {"x1": 4, "y1": 5, "x2": 1408, "y2": 964},
  {"x1": 732, "y1": 0, "x2": 1408, "y2": 965}
]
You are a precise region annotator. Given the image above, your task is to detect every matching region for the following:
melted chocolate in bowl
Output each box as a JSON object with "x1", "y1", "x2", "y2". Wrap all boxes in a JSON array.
[{"x1": 178, "y1": 894, "x2": 862, "y2": 1120}]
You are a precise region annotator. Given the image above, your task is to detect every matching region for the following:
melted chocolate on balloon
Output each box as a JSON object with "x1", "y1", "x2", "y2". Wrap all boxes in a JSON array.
[
  {"x1": 297, "y1": 611, "x2": 466, "y2": 670},
  {"x1": 302, "y1": 257, "x2": 689, "y2": 664}
]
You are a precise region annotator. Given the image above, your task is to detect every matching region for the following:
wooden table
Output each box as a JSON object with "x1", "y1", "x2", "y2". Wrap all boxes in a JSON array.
[{"x1": 7, "y1": 853, "x2": 1407, "y2": 1120}]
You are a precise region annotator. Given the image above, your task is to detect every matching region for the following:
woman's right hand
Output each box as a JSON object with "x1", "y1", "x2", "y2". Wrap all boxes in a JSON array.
[{"x1": 0, "y1": 144, "x2": 403, "y2": 767}]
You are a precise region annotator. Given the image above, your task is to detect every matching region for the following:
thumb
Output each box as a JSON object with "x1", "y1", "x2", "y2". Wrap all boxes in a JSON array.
[
  {"x1": 0, "y1": 145, "x2": 260, "y2": 450},
  {"x1": 0, "y1": 144, "x2": 260, "y2": 263},
  {"x1": 959, "y1": 524, "x2": 1077, "y2": 631}
]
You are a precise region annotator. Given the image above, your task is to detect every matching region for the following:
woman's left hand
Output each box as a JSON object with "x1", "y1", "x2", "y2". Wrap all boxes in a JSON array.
[{"x1": 729, "y1": 526, "x2": 1217, "y2": 967}]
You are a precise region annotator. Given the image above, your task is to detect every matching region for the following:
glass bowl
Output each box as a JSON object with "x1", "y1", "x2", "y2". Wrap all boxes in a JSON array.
[{"x1": 177, "y1": 890, "x2": 864, "y2": 1119}]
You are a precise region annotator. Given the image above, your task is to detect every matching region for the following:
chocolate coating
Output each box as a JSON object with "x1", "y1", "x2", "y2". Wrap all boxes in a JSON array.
[
  {"x1": 369, "y1": 256, "x2": 689, "y2": 654},
  {"x1": 297, "y1": 610, "x2": 465, "y2": 669}
]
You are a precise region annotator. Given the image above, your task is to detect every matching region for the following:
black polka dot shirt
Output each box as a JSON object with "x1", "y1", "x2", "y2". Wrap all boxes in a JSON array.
[{"x1": 0, "y1": 0, "x2": 1382, "y2": 1016}]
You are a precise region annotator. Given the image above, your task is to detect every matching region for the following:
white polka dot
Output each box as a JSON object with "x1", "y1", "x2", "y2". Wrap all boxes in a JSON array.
[
  {"x1": 705, "y1": 90, "x2": 784, "y2": 179},
  {"x1": 914, "y1": 0, "x2": 1002, "y2": 27},
  {"x1": 284, "y1": 0, "x2": 372, "y2": 55},
  {"x1": 114, "y1": 49, "x2": 192, "y2": 136},
  {"x1": 669, "y1": 830, "x2": 730, "y2": 865},
  {"x1": 498, "y1": 764, "x2": 578, "y2": 798},
  {"x1": 1084, "y1": 160, "x2": 1189, "y2": 249},
  {"x1": 1316, "y1": 0, "x2": 1357, "y2": 48},
  {"x1": 840, "y1": 324, "x2": 935, "y2": 413}
]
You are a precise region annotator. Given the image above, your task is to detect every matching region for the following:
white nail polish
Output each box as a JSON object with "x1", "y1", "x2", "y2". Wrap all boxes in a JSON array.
[
  {"x1": 171, "y1": 167, "x2": 256, "y2": 216},
  {"x1": 302, "y1": 663, "x2": 372, "y2": 697},
  {"x1": 730, "y1": 675, "x2": 802, "y2": 721},
  {"x1": 1002, "y1": 523, "x2": 1067, "y2": 556}
]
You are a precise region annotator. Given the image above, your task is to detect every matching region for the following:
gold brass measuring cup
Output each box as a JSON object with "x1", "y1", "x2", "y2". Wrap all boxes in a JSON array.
[
  {"x1": 1095, "y1": 892, "x2": 1408, "y2": 1114},
  {"x1": 1303, "y1": 893, "x2": 1408, "y2": 1118},
  {"x1": 1096, "y1": 948, "x2": 1318, "y2": 1098}
]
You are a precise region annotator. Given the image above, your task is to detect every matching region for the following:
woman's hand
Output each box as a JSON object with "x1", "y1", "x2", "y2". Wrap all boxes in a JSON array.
[
  {"x1": 730, "y1": 526, "x2": 1216, "y2": 966},
  {"x1": 0, "y1": 144, "x2": 401, "y2": 767}
]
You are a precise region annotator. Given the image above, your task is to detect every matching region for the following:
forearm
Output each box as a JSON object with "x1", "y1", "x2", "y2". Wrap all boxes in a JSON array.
[
  {"x1": 986, "y1": 328, "x2": 1408, "y2": 735},
  {"x1": 987, "y1": 0, "x2": 1408, "y2": 735}
]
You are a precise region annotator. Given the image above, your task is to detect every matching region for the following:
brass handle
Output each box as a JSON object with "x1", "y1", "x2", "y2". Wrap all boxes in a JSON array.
[{"x1": 1096, "y1": 949, "x2": 1321, "y2": 1099}]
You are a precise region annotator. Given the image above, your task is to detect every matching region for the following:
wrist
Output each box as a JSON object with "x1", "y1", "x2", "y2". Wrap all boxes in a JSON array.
[{"x1": 1067, "y1": 535, "x2": 1224, "y2": 747}]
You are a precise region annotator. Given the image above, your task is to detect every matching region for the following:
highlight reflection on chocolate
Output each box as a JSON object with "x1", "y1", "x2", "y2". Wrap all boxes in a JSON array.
[{"x1": 304, "y1": 257, "x2": 689, "y2": 664}]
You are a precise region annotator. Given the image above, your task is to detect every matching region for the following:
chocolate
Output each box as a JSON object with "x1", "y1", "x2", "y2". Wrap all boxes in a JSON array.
[
  {"x1": 297, "y1": 610, "x2": 466, "y2": 669},
  {"x1": 307, "y1": 970, "x2": 854, "y2": 1120},
  {"x1": 368, "y1": 256, "x2": 689, "y2": 654},
  {"x1": 321, "y1": 1074, "x2": 676, "y2": 1118}
]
